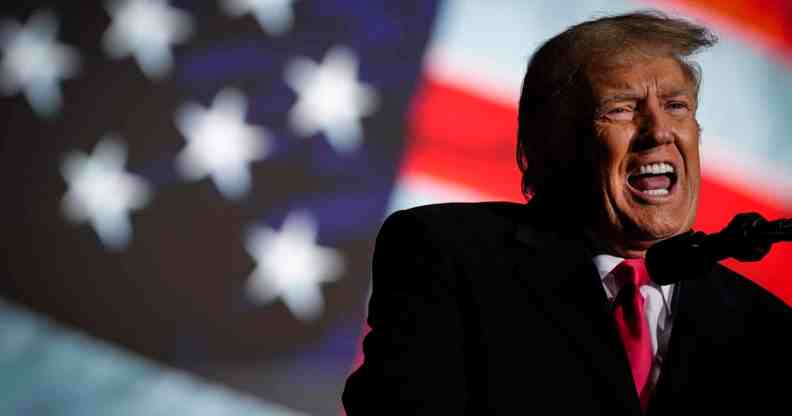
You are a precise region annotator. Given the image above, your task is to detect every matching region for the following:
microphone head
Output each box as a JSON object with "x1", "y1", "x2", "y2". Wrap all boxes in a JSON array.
[
  {"x1": 720, "y1": 212, "x2": 772, "y2": 261},
  {"x1": 756, "y1": 217, "x2": 792, "y2": 243}
]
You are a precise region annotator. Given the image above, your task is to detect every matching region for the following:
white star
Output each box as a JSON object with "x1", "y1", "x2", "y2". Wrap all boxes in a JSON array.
[
  {"x1": 285, "y1": 46, "x2": 379, "y2": 153},
  {"x1": 60, "y1": 135, "x2": 152, "y2": 250},
  {"x1": 220, "y1": 0, "x2": 298, "y2": 35},
  {"x1": 0, "y1": 9, "x2": 79, "y2": 118},
  {"x1": 102, "y1": 0, "x2": 193, "y2": 79},
  {"x1": 245, "y1": 212, "x2": 344, "y2": 321},
  {"x1": 174, "y1": 88, "x2": 271, "y2": 200}
]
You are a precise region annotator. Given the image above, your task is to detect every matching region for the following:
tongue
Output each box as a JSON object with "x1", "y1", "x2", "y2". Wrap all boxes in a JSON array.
[{"x1": 630, "y1": 174, "x2": 671, "y2": 191}]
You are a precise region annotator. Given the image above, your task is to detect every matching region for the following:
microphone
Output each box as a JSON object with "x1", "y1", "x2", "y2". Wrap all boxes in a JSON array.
[{"x1": 645, "y1": 212, "x2": 792, "y2": 285}]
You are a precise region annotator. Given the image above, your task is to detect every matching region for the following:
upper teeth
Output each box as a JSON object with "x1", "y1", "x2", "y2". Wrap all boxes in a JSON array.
[{"x1": 638, "y1": 162, "x2": 674, "y2": 175}]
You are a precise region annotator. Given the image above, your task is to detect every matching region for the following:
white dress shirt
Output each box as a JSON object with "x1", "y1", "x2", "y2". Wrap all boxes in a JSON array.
[{"x1": 592, "y1": 254, "x2": 675, "y2": 393}]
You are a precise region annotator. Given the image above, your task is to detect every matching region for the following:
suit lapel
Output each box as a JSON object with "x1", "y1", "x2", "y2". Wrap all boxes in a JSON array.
[
  {"x1": 510, "y1": 222, "x2": 643, "y2": 415},
  {"x1": 648, "y1": 265, "x2": 746, "y2": 414}
]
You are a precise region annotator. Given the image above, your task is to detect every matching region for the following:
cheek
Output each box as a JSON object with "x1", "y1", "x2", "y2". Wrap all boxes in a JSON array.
[
  {"x1": 596, "y1": 142, "x2": 630, "y2": 211},
  {"x1": 592, "y1": 125, "x2": 635, "y2": 215},
  {"x1": 682, "y1": 130, "x2": 702, "y2": 184},
  {"x1": 600, "y1": 142, "x2": 630, "y2": 186}
]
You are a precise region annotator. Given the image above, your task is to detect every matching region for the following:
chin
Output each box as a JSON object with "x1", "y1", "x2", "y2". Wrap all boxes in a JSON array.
[
  {"x1": 596, "y1": 184, "x2": 698, "y2": 255},
  {"x1": 626, "y1": 209, "x2": 695, "y2": 243},
  {"x1": 631, "y1": 224, "x2": 680, "y2": 243}
]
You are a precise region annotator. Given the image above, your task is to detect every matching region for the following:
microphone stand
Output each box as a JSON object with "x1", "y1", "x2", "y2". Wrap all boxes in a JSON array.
[{"x1": 645, "y1": 213, "x2": 792, "y2": 285}]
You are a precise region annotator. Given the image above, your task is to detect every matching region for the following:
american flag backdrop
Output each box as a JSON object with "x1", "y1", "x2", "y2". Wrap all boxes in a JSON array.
[{"x1": 0, "y1": 1, "x2": 790, "y2": 415}]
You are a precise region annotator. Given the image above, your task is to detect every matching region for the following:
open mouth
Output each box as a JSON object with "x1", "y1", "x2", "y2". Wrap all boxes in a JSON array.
[{"x1": 627, "y1": 162, "x2": 678, "y2": 197}]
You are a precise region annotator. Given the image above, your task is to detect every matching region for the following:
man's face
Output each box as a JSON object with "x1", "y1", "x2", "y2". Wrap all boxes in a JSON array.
[{"x1": 586, "y1": 55, "x2": 701, "y2": 257}]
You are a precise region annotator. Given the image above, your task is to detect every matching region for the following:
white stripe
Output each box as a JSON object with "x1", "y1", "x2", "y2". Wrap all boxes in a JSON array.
[{"x1": 387, "y1": 173, "x2": 495, "y2": 213}]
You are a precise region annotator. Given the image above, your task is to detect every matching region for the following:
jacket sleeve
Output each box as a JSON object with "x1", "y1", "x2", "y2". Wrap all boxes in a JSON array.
[{"x1": 342, "y1": 209, "x2": 470, "y2": 414}]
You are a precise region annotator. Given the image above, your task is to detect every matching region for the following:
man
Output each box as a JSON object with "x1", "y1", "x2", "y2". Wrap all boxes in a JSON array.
[{"x1": 343, "y1": 11, "x2": 791, "y2": 415}]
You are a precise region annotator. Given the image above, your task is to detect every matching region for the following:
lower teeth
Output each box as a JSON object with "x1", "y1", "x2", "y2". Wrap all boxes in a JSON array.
[{"x1": 644, "y1": 188, "x2": 669, "y2": 196}]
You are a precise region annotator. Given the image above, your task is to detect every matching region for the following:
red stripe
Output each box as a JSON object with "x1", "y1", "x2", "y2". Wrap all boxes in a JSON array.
[
  {"x1": 404, "y1": 76, "x2": 792, "y2": 305},
  {"x1": 403, "y1": 78, "x2": 523, "y2": 201}
]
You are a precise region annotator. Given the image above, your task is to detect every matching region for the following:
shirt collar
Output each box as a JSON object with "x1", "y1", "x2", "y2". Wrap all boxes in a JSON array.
[{"x1": 592, "y1": 254, "x2": 674, "y2": 311}]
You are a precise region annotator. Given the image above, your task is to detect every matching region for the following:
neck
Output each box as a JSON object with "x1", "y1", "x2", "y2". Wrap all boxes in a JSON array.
[{"x1": 584, "y1": 228, "x2": 649, "y2": 259}]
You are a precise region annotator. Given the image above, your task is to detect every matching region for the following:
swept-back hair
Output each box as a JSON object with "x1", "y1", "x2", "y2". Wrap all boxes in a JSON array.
[{"x1": 516, "y1": 10, "x2": 717, "y2": 209}]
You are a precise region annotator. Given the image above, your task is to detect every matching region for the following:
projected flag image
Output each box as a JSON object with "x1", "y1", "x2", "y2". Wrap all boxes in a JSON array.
[{"x1": 1, "y1": 0, "x2": 789, "y2": 415}]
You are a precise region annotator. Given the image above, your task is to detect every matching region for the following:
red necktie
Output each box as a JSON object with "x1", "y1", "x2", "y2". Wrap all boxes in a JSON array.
[{"x1": 612, "y1": 258, "x2": 653, "y2": 413}]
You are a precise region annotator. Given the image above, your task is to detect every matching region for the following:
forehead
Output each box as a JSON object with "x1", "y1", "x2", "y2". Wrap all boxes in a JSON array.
[{"x1": 586, "y1": 55, "x2": 696, "y2": 99}]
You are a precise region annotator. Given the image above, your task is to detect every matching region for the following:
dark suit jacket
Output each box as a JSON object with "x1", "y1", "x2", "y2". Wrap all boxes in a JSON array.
[{"x1": 343, "y1": 202, "x2": 792, "y2": 415}]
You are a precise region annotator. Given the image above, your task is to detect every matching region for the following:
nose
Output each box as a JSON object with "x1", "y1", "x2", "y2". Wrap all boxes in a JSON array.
[{"x1": 635, "y1": 101, "x2": 674, "y2": 149}]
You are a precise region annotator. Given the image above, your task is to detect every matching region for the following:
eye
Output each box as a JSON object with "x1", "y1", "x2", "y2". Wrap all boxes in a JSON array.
[
  {"x1": 666, "y1": 101, "x2": 691, "y2": 114},
  {"x1": 602, "y1": 106, "x2": 634, "y2": 121}
]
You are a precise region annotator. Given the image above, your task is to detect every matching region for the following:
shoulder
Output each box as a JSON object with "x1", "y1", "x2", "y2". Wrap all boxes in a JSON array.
[
  {"x1": 707, "y1": 264, "x2": 791, "y2": 319},
  {"x1": 706, "y1": 264, "x2": 792, "y2": 382},
  {"x1": 372, "y1": 202, "x2": 533, "y2": 267},
  {"x1": 381, "y1": 201, "x2": 529, "y2": 237}
]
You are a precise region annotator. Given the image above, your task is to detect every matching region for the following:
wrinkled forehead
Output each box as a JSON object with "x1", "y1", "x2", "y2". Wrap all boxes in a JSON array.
[{"x1": 584, "y1": 53, "x2": 699, "y2": 102}]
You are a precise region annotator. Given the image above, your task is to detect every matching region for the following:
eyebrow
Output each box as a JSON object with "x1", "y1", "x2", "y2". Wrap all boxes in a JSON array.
[
  {"x1": 598, "y1": 89, "x2": 694, "y2": 106},
  {"x1": 598, "y1": 93, "x2": 641, "y2": 106},
  {"x1": 660, "y1": 89, "x2": 694, "y2": 100}
]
